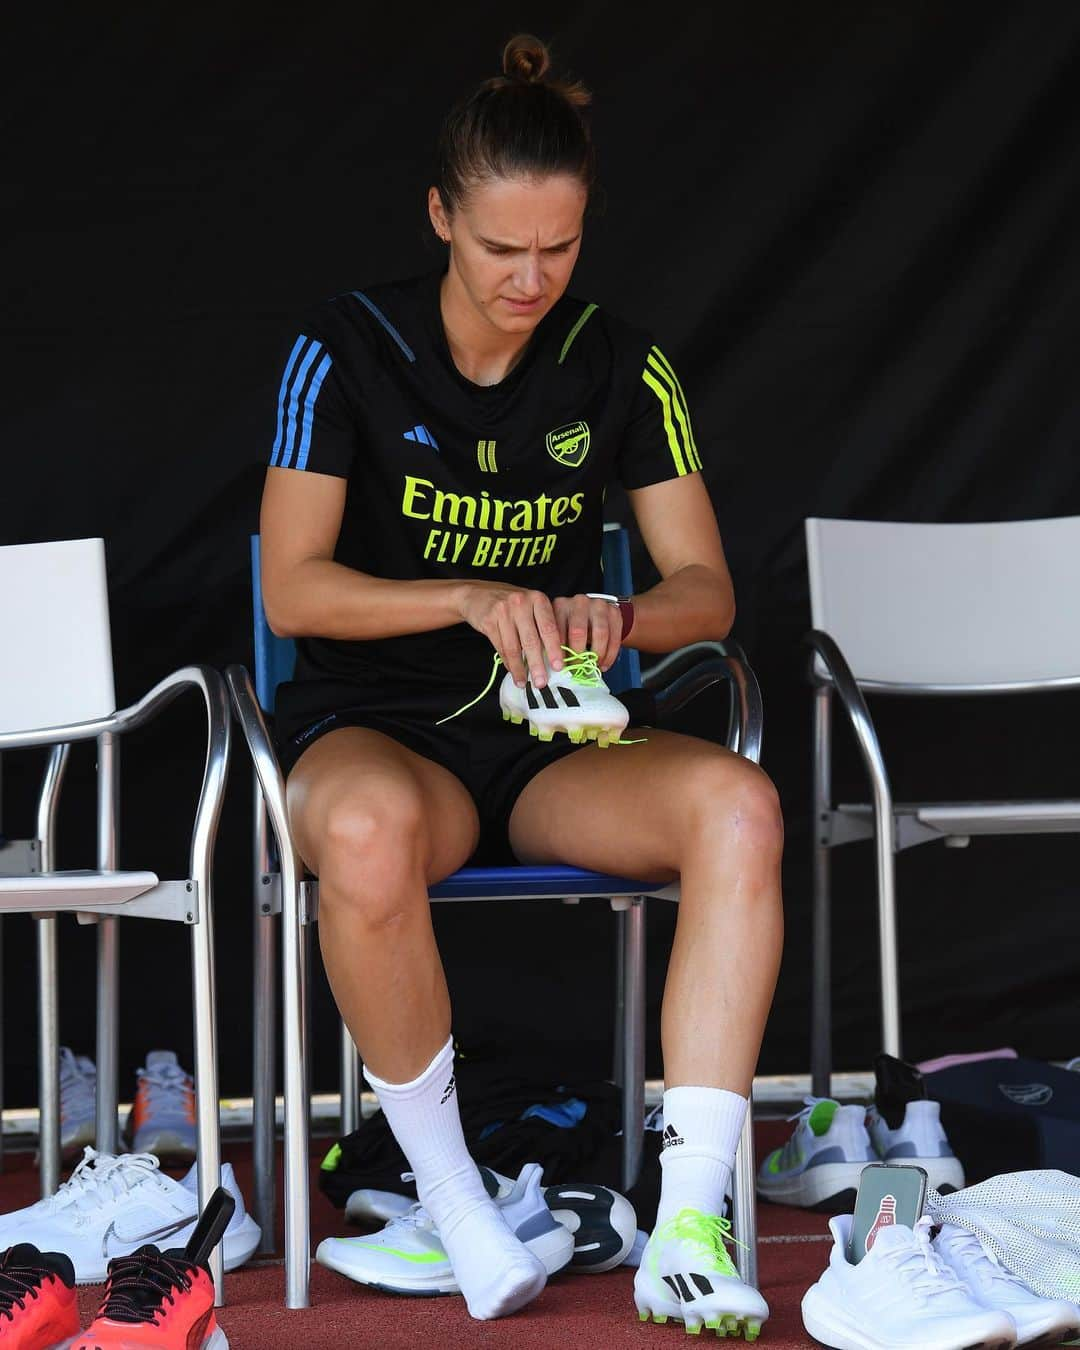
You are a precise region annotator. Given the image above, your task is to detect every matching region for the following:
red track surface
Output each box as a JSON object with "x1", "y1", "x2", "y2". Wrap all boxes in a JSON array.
[{"x1": 0, "y1": 1122, "x2": 827, "y2": 1348}]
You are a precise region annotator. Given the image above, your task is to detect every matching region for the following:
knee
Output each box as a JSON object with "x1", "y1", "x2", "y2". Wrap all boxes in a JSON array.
[
  {"x1": 685, "y1": 758, "x2": 785, "y2": 863},
  {"x1": 318, "y1": 789, "x2": 428, "y2": 927}
]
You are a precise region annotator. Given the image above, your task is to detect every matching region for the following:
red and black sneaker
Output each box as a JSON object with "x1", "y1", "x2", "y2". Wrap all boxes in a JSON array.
[
  {"x1": 65, "y1": 1246, "x2": 226, "y2": 1349},
  {"x1": 0, "y1": 1242, "x2": 79, "y2": 1348}
]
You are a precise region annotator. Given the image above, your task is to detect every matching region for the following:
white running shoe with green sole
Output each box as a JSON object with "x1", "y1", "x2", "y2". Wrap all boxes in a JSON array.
[
  {"x1": 633, "y1": 1209, "x2": 768, "y2": 1340},
  {"x1": 316, "y1": 1162, "x2": 573, "y2": 1295},
  {"x1": 499, "y1": 648, "x2": 630, "y2": 747}
]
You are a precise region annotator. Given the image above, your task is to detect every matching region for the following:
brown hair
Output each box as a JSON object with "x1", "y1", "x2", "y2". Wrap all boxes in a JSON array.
[{"x1": 436, "y1": 34, "x2": 594, "y2": 213}]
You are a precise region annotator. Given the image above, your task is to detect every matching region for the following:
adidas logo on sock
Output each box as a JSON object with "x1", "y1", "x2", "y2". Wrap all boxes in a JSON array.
[
  {"x1": 662, "y1": 1123, "x2": 685, "y2": 1149},
  {"x1": 440, "y1": 1074, "x2": 456, "y2": 1105}
]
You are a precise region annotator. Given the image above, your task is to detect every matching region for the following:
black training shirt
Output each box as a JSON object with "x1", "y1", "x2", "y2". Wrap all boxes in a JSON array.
[{"x1": 266, "y1": 270, "x2": 702, "y2": 691}]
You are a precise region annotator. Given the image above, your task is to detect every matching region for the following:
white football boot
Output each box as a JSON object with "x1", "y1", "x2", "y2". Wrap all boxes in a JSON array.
[
  {"x1": 865, "y1": 1100, "x2": 965, "y2": 1195},
  {"x1": 316, "y1": 1162, "x2": 573, "y2": 1295},
  {"x1": 801, "y1": 1212, "x2": 1017, "y2": 1350},
  {"x1": 633, "y1": 1209, "x2": 769, "y2": 1340},
  {"x1": 934, "y1": 1223, "x2": 1080, "y2": 1347},
  {"x1": 499, "y1": 648, "x2": 630, "y2": 747},
  {"x1": 0, "y1": 1148, "x2": 260, "y2": 1282},
  {"x1": 757, "y1": 1098, "x2": 875, "y2": 1210}
]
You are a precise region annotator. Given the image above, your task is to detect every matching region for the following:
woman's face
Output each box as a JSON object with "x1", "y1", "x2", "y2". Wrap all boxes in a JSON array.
[{"x1": 430, "y1": 173, "x2": 587, "y2": 335}]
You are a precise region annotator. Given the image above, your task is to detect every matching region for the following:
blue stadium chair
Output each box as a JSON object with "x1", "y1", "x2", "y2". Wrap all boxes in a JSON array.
[{"x1": 226, "y1": 524, "x2": 764, "y2": 1308}]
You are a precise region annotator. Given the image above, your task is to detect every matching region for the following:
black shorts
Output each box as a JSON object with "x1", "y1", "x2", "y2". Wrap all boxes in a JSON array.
[{"x1": 273, "y1": 675, "x2": 585, "y2": 866}]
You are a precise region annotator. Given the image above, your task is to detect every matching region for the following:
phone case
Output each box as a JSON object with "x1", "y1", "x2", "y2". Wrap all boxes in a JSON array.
[{"x1": 846, "y1": 1163, "x2": 928, "y2": 1264}]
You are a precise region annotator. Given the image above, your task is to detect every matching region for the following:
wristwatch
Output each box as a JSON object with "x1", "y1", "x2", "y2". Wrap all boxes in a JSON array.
[{"x1": 586, "y1": 592, "x2": 635, "y2": 640}]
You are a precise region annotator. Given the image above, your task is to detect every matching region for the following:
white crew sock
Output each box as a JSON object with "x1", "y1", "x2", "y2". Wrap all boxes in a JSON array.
[
  {"x1": 363, "y1": 1037, "x2": 546, "y2": 1319},
  {"x1": 655, "y1": 1085, "x2": 748, "y2": 1227}
]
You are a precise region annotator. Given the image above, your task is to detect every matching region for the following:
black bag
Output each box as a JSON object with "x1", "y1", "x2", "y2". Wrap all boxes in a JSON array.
[
  {"x1": 318, "y1": 1050, "x2": 624, "y2": 1209},
  {"x1": 922, "y1": 1056, "x2": 1080, "y2": 1183}
]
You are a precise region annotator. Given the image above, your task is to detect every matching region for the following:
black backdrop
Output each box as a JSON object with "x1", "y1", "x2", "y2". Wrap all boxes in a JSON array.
[{"x1": 3, "y1": 2, "x2": 1079, "y2": 1106}]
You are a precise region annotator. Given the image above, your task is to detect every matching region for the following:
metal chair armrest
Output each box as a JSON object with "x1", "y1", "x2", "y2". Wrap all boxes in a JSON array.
[
  {"x1": 16, "y1": 666, "x2": 230, "y2": 881},
  {"x1": 804, "y1": 630, "x2": 894, "y2": 818},
  {"x1": 641, "y1": 640, "x2": 763, "y2": 765},
  {"x1": 224, "y1": 662, "x2": 310, "y2": 1307}
]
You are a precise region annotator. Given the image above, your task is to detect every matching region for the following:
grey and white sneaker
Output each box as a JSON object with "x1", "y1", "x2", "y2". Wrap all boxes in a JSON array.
[
  {"x1": 870, "y1": 1052, "x2": 965, "y2": 1193},
  {"x1": 865, "y1": 1100, "x2": 965, "y2": 1195},
  {"x1": 59, "y1": 1047, "x2": 97, "y2": 1158},
  {"x1": 124, "y1": 1050, "x2": 197, "y2": 1162},
  {"x1": 757, "y1": 1098, "x2": 875, "y2": 1210}
]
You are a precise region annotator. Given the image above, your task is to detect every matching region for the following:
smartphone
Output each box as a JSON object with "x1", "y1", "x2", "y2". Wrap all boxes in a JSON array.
[{"x1": 846, "y1": 1162, "x2": 928, "y2": 1264}]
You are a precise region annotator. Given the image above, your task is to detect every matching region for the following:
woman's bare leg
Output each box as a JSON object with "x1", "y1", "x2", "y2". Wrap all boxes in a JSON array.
[{"x1": 286, "y1": 726, "x2": 479, "y2": 1082}]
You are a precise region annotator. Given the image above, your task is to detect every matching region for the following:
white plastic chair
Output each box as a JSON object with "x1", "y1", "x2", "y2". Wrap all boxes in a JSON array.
[
  {"x1": 0, "y1": 538, "x2": 231, "y2": 1296},
  {"x1": 804, "y1": 515, "x2": 1080, "y2": 1095}
]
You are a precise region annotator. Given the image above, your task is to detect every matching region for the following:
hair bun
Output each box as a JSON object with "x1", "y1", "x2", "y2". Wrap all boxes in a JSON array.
[{"x1": 502, "y1": 33, "x2": 551, "y2": 83}]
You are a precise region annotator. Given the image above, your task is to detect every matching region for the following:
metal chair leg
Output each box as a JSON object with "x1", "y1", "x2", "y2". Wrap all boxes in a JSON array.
[
  {"x1": 731, "y1": 1107, "x2": 758, "y2": 1287},
  {"x1": 37, "y1": 919, "x2": 60, "y2": 1197},
  {"x1": 339, "y1": 1021, "x2": 360, "y2": 1137},
  {"x1": 95, "y1": 921, "x2": 120, "y2": 1154},
  {"x1": 95, "y1": 731, "x2": 120, "y2": 1156},
  {"x1": 252, "y1": 780, "x2": 276, "y2": 1255},
  {"x1": 282, "y1": 871, "x2": 310, "y2": 1308},
  {"x1": 872, "y1": 799, "x2": 901, "y2": 1058},
  {"x1": 613, "y1": 906, "x2": 626, "y2": 1089},
  {"x1": 811, "y1": 687, "x2": 833, "y2": 1098},
  {"x1": 37, "y1": 742, "x2": 68, "y2": 1198},
  {"x1": 620, "y1": 897, "x2": 646, "y2": 1192}
]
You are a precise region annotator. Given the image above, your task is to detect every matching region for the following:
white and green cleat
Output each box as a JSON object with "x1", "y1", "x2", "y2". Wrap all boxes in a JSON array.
[
  {"x1": 499, "y1": 647, "x2": 630, "y2": 747},
  {"x1": 633, "y1": 1209, "x2": 768, "y2": 1341}
]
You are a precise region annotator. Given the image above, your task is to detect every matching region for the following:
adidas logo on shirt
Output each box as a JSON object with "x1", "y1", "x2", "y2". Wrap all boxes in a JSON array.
[
  {"x1": 661, "y1": 1123, "x2": 685, "y2": 1149},
  {"x1": 403, "y1": 424, "x2": 439, "y2": 450}
]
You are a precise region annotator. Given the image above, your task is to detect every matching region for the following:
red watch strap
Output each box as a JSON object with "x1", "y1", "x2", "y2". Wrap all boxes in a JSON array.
[{"x1": 617, "y1": 597, "x2": 635, "y2": 641}]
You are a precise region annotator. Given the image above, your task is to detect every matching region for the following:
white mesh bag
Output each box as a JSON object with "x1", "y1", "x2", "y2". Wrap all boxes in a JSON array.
[{"x1": 926, "y1": 1170, "x2": 1080, "y2": 1301}]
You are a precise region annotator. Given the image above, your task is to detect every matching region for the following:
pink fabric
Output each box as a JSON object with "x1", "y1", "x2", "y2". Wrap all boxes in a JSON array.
[{"x1": 917, "y1": 1047, "x2": 1018, "y2": 1074}]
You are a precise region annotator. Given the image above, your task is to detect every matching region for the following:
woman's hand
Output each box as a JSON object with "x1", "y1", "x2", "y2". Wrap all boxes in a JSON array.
[
  {"x1": 457, "y1": 583, "x2": 565, "y2": 689},
  {"x1": 552, "y1": 594, "x2": 622, "y2": 672}
]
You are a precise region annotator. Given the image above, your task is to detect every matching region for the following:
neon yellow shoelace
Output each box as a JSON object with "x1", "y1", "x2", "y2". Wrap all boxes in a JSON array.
[{"x1": 650, "y1": 1209, "x2": 742, "y2": 1280}]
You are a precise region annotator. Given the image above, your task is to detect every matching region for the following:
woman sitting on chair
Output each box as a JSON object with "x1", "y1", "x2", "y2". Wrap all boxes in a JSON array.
[{"x1": 259, "y1": 33, "x2": 783, "y2": 1335}]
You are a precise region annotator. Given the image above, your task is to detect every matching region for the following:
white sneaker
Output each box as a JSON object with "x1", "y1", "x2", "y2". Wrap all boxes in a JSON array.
[
  {"x1": 934, "y1": 1223, "x2": 1080, "y2": 1347},
  {"x1": 316, "y1": 1162, "x2": 573, "y2": 1294},
  {"x1": 757, "y1": 1098, "x2": 875, "y2": 1210},
  {"x1": 865, "y1": 1100, "x2": 965, "y2": 1194},
  {"x1": 499, "y1": 648, "x2": 630, "y2": 746},
  {"x1": 541, "y1": 1180, "x2": 637, "y2": 1272},
  {"x1": 345, "y1": 1187, "x2": 416, "y2": 1224},
  {"x1": 0, "y1": 1148, "x2": 261, "y2": 1283},
  {"x1": 801, "y1": 1213, "x2": 1017, "y2": 1349},
  {"x1": 60, "y1": 1047, "x2": 97, "y2": 1157},
  {"x1": 124, "y1": 1050, "x2": 197, "y2": 1162},
  {"x1": 633, "y1": 1208, "x2": 769, "y2": 1339}
]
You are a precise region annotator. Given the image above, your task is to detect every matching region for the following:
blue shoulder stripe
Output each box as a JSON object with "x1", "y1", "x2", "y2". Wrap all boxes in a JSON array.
[
  {"x1": 294, "y1": 352, "x2": 334, "y2": 471},
  {"x1": 351, "y1": 291, "x2": 416, "y2": 363},
  {"x1": 278, "y1": 339, "x2": 326, "y2": 469},
  {"x1": 270, "y1": 334, "x2": 308, "y2": 466}
]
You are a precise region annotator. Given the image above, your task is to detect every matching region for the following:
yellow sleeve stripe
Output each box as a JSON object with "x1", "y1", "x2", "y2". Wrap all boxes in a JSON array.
[
  {"x1": 642, "y1": 346, "x2": 702, "y2": 474},
  {"x1": 642, "y1": 367, "x2": 688, "y2": 475},
  {"x1": 648, "y1": 347, "x2": 702, "y2": 472}
]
